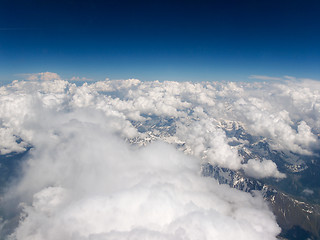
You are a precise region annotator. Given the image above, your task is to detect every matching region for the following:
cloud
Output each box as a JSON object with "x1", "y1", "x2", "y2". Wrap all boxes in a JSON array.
[
  {"x1": 283, "y1": 75, "x2": 297, "y2": 81},
  {"x1": 249, "y1": 75, "x2": 319, "y2": 82},
  {"x1": 2, "y1": 106, "x2": 280, "y2": 240},
  {"x1": 176, "y1": 119, "x2": 242, "y2": 170},
  {"x1": 243, "y1": 159, "x2": 286, "y2": 179},
  {"x1": 20, "y1": 72, "x2": 62, "y2": 81},
  {"x1": 0, "y1": 127, "x2": 28, "y2": 154},
  {"x1": 1, "y1": 76, "x2": 320, "y2": 238},
  {"x1": 233, "y1": 97, "x2": 318, "y2": 155},
  {"x1": 1, "y1": 78, "x2": 318, "y2": 166},
  {"x1": 302, "y1": 188, "x2": 314, "y2": 196},
  {"x1": 70, "y1": 76, "x2": 94, "y2": 82},
  {"x1": 248, "y1": 75, "x2": 283, "y2": 81},
  {"x1": 298, "y1": 78, "x2": 320, "y2": 82}
]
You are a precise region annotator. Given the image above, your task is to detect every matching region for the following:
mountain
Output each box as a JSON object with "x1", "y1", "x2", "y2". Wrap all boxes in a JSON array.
[{"x1": 128, "y1": 116, "x2": 320, "y2": 239}]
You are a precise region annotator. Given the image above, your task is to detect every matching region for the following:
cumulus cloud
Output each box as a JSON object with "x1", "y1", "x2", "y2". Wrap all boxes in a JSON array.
[
  {"x1": 0, "y1": 127, "x2": 28, "y2": 154},
  {"x1": 234, "y1": 99, "x2": 318, "y2": 155},
  {"x1": 1, "y1": 76, "x2": 320, "y2": 238},
  {"x1": 248, "y1": 75, "x2": 283, "y2": 81},
  {"x1": 70, "y1": 76, "x2": 93, "y2": 82},
  {"x1": 176, "y1": 119, "x2": 242, "y2": 170},
  {"x1": 243, "y1": 159, "x2": 286, "y2": 179},
  {"x1": 20, "y1": 72, "x2": 62, "y2": 81},
  {"x1": 1, "y1": 103, "x2": 280, "y2": 240}
]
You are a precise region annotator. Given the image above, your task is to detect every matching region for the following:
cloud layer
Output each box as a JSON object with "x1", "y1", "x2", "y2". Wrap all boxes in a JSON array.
[
  {"x1": 1, "y1": 76, "x2": 320, "y2": 239},
  {"x1": 1, "y1": 77, "x2": 319, "y2": 180},
  {"x1": 5, "y1": 119, "x2": 280, "y2": 240},
  {"x1": 19, "y1": 72, "x2": 62, "y2": 81}
]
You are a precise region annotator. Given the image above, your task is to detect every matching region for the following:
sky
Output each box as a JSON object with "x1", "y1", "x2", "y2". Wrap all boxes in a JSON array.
[{"x1": 0, "y1": 0, "x2": 320, "y2": 83}]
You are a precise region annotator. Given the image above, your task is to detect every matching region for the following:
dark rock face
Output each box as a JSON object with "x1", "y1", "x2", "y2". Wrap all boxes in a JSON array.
[
  {"x1": 267, "y1": 192, "x2": 320, "y2": 239},
  {"x1": 202, "y1": 163, "x2": 320, "y2": 239}
]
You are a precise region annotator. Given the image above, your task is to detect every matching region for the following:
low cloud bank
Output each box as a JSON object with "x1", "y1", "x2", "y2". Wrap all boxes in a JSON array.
[
  {"x1": 1, "y1": 76, "x2": 319, "y2": 239},
  {"x1": 2, "y1": 77, "x2": 319, "y2": 178},
  {"x1": 2, "y1": 107, "x2": 279, "y2": 240}
]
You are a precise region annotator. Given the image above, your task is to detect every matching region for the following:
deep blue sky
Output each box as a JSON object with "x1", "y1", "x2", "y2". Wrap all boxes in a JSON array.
[{"x1": 0, "y1": 0, "x2": 319, "y2": 83}]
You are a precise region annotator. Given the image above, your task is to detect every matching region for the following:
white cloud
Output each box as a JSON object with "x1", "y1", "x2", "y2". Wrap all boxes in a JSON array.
[
  {"x1": 299, "y1": 78, "x2": 320, "y2": 82},
  {"x1": 5, "y1": 116, "x2": 280, "y2": 240},
  {"x1": 302, "y1": 188, "x2": 314, "y2": 195},
  {"x1": 0, "y1": 78, "x2": 289, "y2": 239},
  {"x1": 248, "y1": 75, "x2": 283, "y2": 81},
  {"x1": 2, "y1": 77, "x2": 318, "y2": 170},
  {"x1": 0, "y1": 127, "x2": 28, "y2": 154},
  {"x1": 283, "y1": 75, "x2": 297, "y2": 81},
  {"x1": 176, "y1": 119, "x2": 242, "y2": 170},
  {"x1": 249, "y1": 74, "x2": 319, "y2": 83},
  {"x1": 20, "y1": 72, "x2": 62, "y2": 81},
  {"x1": 234, "y1": 99, "x2": 318, "y2": 155},
  {"x1": 2, "y1": 76, "x2": 320, "y2": 238},
  {"x1": 70, "y1": 76, "x2": 94, "y2": 82},
  {"x1": 243, "y1": 159, "x2": 286, "y2": 179}
]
